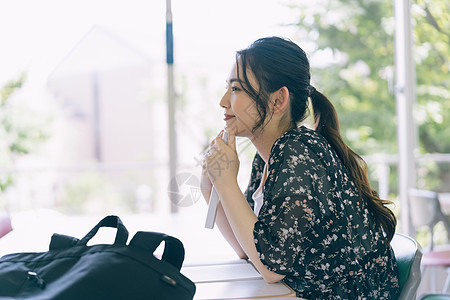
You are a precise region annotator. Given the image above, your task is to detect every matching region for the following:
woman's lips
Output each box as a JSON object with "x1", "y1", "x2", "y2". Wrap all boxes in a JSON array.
[{"x1": 224, "y1": 114, "x2": 235, "y2": 121}]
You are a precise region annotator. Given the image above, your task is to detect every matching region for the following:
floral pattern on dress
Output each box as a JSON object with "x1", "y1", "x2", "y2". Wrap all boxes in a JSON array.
[{"x1": 244, "y1": 126, "x2": 400, "y2": 299}]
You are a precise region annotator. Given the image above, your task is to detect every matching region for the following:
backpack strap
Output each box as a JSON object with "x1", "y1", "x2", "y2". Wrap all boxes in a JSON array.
[
  {"x1": 49, "y1": 215, "x2": 129, "y2": 250},
  {"x1": 129, "y1": 231, "x2": 185, "y2": 270},
  {"x1": 49, "y1": 233, "x2": 80, "y2": 250},
  {"x1": 78, "y1": 215, "x2": 129, "y2": 246}
]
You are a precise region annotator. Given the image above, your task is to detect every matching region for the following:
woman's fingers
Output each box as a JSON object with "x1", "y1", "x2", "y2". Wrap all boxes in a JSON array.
[
  {"x1": 200, "y1": 159, "x2": 213, "y2": 200},
  {"x1": 227, "y1": 127, "x2": 236, "y2": 152}
]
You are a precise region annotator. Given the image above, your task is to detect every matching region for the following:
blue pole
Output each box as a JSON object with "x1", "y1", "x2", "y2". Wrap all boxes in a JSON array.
[
  {"x1": 166, "y1": 0, "x2": 178, "y2": 212},
  {"x1": 166, "y1": 6, "x2": 173, "y2": 65}
]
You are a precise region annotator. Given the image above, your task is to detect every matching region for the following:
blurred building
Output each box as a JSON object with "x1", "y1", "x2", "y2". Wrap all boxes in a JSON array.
[
  {"x1": 47, "y1": 25, "x2": 166, "y2": 164},
  {"x1": 43, "y1": 25, "x2": 169, "y2": 213},
  {"x1": 5, "y1": 25, "x2": 230, "y2": 215}
]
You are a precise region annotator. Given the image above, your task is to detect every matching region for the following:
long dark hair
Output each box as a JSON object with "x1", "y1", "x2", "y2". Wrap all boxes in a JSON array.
[{"x1": 236, "y1": 36, "x2": 396, "y2": 243}]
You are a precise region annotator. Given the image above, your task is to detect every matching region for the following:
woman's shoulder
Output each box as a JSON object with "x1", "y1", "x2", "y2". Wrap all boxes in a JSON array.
[
  {"x1": 273, "y1": 125, "x2": 327, "y2": 147},
  {"x1": 269, "y1": 125, "x2": 332, "y2": 161}
]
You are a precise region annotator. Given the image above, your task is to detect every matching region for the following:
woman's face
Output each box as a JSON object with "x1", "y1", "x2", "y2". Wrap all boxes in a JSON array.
[{"x1": 219, "y1": 62, "x2": 260, "y2": 138}]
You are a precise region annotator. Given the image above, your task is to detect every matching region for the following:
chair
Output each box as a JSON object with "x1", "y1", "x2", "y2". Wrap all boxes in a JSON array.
[
  {"x1": 0, "y1": 212, "x2": 12, "y2": 239},
  {"x1": 409, "y1": 189, "x2": 450, "y2": 250},
  {"x1": 391, "y1": 233, "x2": 423, "y2": 300},
  {"x1": 409, "y1": 188, "x2": 450, "y2": 293}
]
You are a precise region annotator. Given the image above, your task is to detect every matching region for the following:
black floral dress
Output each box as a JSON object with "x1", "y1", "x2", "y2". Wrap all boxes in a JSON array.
[{"x1": 245, "y1": 126, "x2": 400, "y2": 299}]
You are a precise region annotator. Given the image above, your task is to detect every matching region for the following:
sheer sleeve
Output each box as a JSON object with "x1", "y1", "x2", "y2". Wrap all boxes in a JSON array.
[{"x1": 253, "y1": 137, "x2": 336, "y2": 276}]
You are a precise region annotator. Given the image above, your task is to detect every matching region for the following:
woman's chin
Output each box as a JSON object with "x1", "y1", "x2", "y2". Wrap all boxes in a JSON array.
[{"x1": 225, "y1": 121, "x2": 254, "y2": 138}]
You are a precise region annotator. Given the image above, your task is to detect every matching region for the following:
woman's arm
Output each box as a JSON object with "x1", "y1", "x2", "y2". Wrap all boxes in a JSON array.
[
  {"x1": 217, "y1": 183, "x2": 285, "y2": 283},
  {"x1": 201, "y1": 165, "x2": 247, "y2": 259},
  {"x1": 204, "y1": 130, "x2": 285, "y2": 283},
  {"x1": 214, "y1": 203, "x2": 248, "y2": 259}
]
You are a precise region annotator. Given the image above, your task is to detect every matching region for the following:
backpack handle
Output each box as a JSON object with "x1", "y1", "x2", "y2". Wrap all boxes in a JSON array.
[
  {"x1": 129, "y1": 231, "x2": 185, "y2": 270},
  {"x1": 78, "y1": 215, "x2": 129, "y2": 246}
]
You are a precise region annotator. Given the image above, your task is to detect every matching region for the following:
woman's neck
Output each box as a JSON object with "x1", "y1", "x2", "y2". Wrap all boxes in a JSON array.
[{"x1": 251, "y1": 124, "x2": 293, "y2": 163}]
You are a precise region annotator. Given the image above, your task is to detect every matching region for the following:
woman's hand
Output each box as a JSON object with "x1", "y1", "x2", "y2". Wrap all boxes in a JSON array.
[
  {"x1": 204, "y1": 128, "x2": 239, "y2": 192},
  {"x1": 200, "y1": 159, "x2": 213, "y2": 202}
]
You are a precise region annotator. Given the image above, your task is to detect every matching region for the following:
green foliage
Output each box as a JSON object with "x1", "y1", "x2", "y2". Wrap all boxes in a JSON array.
[
  {"x1": 287, "y1": 0, "x2": 450, "y2": 191},
  {"x1": 0, "y1": 74, "x2": 50, "y2": 193},
  {"x1": 289, "y1": 0, "x2": 397, "y2": 154},
  {"x1": 288, "y1": 0, "x2": 449, "y2": 155},
  {"x1": 1, "y1": 75, "x2": 24, "y2": 105},
  {"x1": 413, "y1": 0, "x2": 450, "y2": 154}
]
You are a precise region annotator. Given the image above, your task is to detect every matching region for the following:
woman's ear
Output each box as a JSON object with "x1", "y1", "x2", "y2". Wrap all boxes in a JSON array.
[{"x1": 272, "y1": 86, "x2": 290, "y2": 114}]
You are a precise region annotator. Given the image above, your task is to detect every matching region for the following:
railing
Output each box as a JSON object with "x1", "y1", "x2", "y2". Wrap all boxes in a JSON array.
[
  {"x1": 2, "y1": 153, "x2": 450, "y2": 213},
  {"x1": 364, "y1": 153, "x2": 450, "y2": 200}
]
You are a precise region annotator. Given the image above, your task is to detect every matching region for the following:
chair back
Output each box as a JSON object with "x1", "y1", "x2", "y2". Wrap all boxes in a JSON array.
[
  {"x1": 0, "y1": 213, "x2": 12, "y2": 239},
  {"x1": 418, "y1": 294, "x2": 450, "y2": 300},
  {"x1": 409, "y1": 188, "x2": 441, "y2": 228},
  {"x1": 391, "y1": 233, "x2": 423, "y2": 300}
]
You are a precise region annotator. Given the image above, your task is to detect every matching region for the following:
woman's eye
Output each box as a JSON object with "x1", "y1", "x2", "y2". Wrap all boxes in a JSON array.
[{"x1": 231, "y1": 86, "x2": 240, "y2": 92}]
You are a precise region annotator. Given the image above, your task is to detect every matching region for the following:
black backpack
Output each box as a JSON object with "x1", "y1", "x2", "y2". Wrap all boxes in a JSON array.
[{"x1": 0, "y1": 215, "x2": 196, "y2": 299}]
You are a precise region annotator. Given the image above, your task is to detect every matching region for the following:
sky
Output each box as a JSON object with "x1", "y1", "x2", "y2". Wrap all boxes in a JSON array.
[{"x1": 0, "y1": 0, "x2": 299, "y2": 88}]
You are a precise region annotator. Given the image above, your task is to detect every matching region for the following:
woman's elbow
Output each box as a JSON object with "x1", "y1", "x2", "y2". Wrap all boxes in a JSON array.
[{"x1": 261, "y1": 272, "x2": 285, "y2": 283}]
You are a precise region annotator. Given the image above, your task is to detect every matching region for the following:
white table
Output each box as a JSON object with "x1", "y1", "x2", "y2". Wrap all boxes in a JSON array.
[{"x1": 182, "y1": 261, "x2": 300, "y2": 299}]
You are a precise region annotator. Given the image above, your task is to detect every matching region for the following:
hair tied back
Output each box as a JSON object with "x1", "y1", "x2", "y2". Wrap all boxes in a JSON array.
[{"x1": 308, "y1": 85, "x2": 316, "y2": 97}]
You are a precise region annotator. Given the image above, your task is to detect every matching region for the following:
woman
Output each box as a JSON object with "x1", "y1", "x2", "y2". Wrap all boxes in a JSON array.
[{"x1": 201, "y1": 36, "x2": 399, "y2": 299}]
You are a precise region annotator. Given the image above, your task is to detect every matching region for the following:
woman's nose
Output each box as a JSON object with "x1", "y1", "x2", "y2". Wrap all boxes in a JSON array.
[{"x1": 219, "y1": 90, "x2": 230, "y2": 109}]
